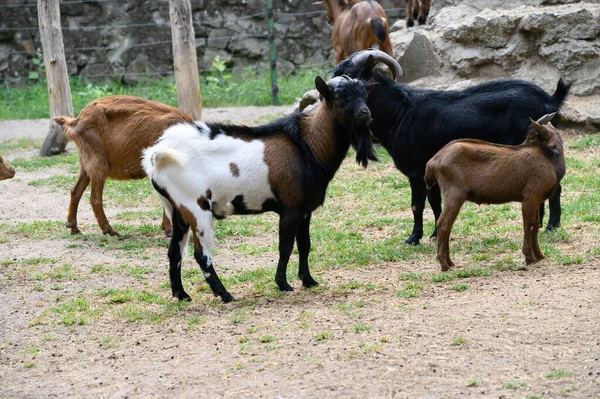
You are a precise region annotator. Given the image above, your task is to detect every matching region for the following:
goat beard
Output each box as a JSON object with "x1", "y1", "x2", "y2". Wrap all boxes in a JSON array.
[{"x1": 351, "y1": 125, "x2": 378, "y2": 168}]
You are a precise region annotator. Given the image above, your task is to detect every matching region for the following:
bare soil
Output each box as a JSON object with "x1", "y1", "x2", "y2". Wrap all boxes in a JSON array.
[{"x1": 0, "y1": 107, "x2": 599, "y2": 399}]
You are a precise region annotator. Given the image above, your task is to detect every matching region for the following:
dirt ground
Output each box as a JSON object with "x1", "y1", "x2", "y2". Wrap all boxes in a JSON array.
[{"x1": 0, "y1": 107, "x2": 599, "y2": 399}]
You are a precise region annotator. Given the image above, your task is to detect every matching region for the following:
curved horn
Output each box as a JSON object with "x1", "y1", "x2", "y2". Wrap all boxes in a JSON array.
[
  {"x1": 348, "y1": 49, "x2": 403, "y2": 81},
  {"x1": 535, "y1": 112, "x2": 557, "y2": 125}
]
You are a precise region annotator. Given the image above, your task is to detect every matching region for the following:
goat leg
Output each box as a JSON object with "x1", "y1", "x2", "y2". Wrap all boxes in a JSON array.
[
  {"x1": 522, "y1": 201, "x2": 540, "y2": 264},
  {"x1": 296, "y1": 213, "x2": 318, "y2": 288},
  {"x1": 168, "y1": 210, "x2": 192, "y2": 301},
  {"x1": 532, "y1": 208, "x2": 545, "y2": 261},
  {"x1": 427, "y1": 184, "x2": 442, "y2": 238},
  {"x1": 546, "y1": 183, "x2": 562, "y2": 231},
  {"x1": 193, "y1": 235, "x2": 233, "y2": 303},
  {"x1": 275, "y1": 210, "x2": 302, "y2": 292},
  {"x1": 436, "y1": 195, "x2": 463, "y2": 272},
  {"x1": 89, "y1": 177, "x2": 118, "y2": 236},
  {"x1": 67, "y1": 167, "x2": 90, "y2": 234},
  {"x1": 406, "y1": 175, "x2": 427, "y2": 245}
]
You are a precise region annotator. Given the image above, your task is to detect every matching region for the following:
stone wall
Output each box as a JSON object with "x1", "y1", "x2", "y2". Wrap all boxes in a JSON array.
[{"x1": 0, "y1": 0, "x2": 402, "y2": 83}]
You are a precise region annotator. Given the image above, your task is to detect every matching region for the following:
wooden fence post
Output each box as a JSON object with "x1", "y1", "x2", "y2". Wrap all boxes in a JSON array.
[
  {"x1": 266, "y1": 0, "x2": 279, "y2": 105},
  {"x1": 38, "y1": 0, "x2": 74, "y2": 157},
  {"x1": 168, "y1": 0, "x2": 202, "y2": 120}
]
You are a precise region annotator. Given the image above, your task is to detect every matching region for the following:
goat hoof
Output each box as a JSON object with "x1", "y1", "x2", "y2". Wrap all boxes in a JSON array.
[
  {"x1": 407, "y1": 19, "x2": 415, "y2": 27},
  {"x1": 545, "y1": 223, "x2": 560, "y2": 232},
  {"x1": 277, "y1": 282, "x2": 294, "y2": 292},
  {"x1": 163, "y1": 228, "x2": 173, "y2": 238},
  {"x1": 405, "y1": 235, "x2": 421, "y2": 245},
  {"x1": 418, "y1": 16, "x2": 427, "y2": 25},
  {"x1": 302, "y1": 277, "x2": 319, "y2": 288},
  {"x1": 174, "y1": 291, "x2": 192, "y2": 301},
  {"x1": 70, "y1": 227, "x2": 81, "y2": 235},
  {"x1": 103, "y1": 229, "x2": 119, "y2": 236},
  {"x1": 220, "y1": 293, "x2": 234, "y2": 303},
  {"x1": 525, "y1": 256, "x2": 540, "y2": 265}
]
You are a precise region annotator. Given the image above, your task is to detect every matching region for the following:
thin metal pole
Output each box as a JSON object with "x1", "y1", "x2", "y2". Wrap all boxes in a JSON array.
[{"x1": 266, "y1": 0, "x2": 279, "y2": 105}]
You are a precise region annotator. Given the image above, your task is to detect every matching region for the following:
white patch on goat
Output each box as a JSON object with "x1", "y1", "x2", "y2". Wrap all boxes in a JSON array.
[{"x1": 143, "y1": 122, "x2": 275, "y2": 252}]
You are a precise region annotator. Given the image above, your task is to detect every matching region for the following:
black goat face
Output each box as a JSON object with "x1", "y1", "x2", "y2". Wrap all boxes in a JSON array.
[
  {"x1": 335, "y1": 83, "x2": 376, "y2": 168},
  {"x1": 315, "y1": 76, "x2": 377, "y2": 167}
]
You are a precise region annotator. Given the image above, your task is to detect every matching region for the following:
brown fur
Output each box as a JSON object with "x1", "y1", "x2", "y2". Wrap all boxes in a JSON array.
[
  {"x1": 406, "y1": 0, "x2": 431, "y2": 27},
  {"x1": 424, "y1": 121, "x2": 565, "y2": 272},
  {"x1": 0, "y1": 155, "x2": 16, "y2": 180},
  {"x1": 229, "y1": 162, "x2": 240, "y2": 177},
  {"x1": 55, "y1": 95, "x2": 193, "y2": 236},
  {"x1": 317, "y1": 0, "x2": 393, "y2": 64},
  {"x1": 262, "y1": 135, "x2": 304, "y2": 208}
]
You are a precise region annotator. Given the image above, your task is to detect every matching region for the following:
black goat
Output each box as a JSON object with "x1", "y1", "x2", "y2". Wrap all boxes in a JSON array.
[
  {"x1": 332, "y1": 50, "x2": 571, "y2": 244},
  {"x1": 142, "y1": 76, "x2": 375, "y2": 302}
]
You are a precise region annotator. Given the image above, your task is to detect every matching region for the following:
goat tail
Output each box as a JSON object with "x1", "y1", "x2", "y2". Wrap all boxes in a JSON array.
[
  {"x1": 552, "y1": 78, "x2": 572, "y2": 108},
  {"x1": 370, "y1": 17, "x2": 387, "y2": 43},
  {"x1": 53, "y1": 116, "x2": 78, "y2": 140},
  {"x1": 53, "y1": 116, "x2": 76, "y2": 127},
  {"x1": 144, "y1": 147, "x2": 188, "y2": 175},
  {"x1": 424, "y1": 161, "x2": 438, "y2": 190}
]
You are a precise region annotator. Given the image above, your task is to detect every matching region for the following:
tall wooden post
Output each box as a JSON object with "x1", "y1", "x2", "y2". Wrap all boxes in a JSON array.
[
  {"x1": 168, "y1": 0, "x2": 202, "y2": 120},
  {"x1": 38, "y1": 0, "x2": 74, "y2": 157},
  {"x1": 266, "y1": 0, "x2": 279, "y2": 105}
]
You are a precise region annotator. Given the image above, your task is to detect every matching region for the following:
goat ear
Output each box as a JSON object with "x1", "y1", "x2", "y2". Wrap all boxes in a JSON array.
[
  {"x1": 529, "y1": 118, "x2": 550, "y2": 141},
  {"x1": 362, "y1": 55, "x2": 376, "y2": 79},
  {"x1": 315, "y1": 76, "x2": 332, "y2": 102}
]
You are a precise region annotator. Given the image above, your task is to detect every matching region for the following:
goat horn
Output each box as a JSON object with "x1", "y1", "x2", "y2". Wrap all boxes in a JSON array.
[
  {"x1": 327, "y1": 76, "x2": 352, "y2": 87},
  {"x1": 348, "y1": 49, "x2": 403, "y2": 81},
  {"x1": 313, "y1": 1, "x2": 325, "y2": 4},
  {"x1": 535, "y1": 112, "x2": 557, "y2": 125}
]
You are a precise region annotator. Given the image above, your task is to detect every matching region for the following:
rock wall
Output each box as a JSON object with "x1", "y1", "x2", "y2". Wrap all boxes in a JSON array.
[
  {"x1": 390, "y1": 0, "x2": 600, "y2": 128},
  {"x1": 0, "y1": 0, "x2": 402, "y2": 83}
]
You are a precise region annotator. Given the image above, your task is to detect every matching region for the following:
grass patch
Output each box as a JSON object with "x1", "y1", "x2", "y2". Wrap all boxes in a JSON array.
[
  {"x1": 451, "y1": 337, "x2": 469, "y2": 346},
  {"x1": 0, "y1": 66, "x2": 327, "y2": 120},
  {"x1": 544, "y1": 369, "x2": 572, "y2": 379},
  {"x1": 397, "y1": 282, "x2": 424, "y2": 298},
  {"x1": 502, "y1": 381, "x2": 526, "y2": 390},
  {"x1": 351, "y1": 322, "x2": 372, "y2": 333}
]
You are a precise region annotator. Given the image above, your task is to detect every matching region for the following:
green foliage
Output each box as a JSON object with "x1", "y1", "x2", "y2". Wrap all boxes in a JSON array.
[{"x1": 0, "y1": 65, "x2": 328, "y2": 120}]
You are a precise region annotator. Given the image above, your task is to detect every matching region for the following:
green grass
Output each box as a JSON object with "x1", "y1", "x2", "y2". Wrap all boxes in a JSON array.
[
  {"x1": 544, "y1": 369, "x2": 572, "y2": 379},
  {"x1": 0, "y1": 66, "x2": 328, "y2": 120},
  {"x1": 502, "y1": 381, "x2": 526, "y2": 390}
]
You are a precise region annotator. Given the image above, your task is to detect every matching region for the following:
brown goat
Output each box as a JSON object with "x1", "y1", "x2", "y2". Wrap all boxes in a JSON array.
[
  {"x1": 315, "y1": 0, "x2": 393, "y2": 64},
  {"x1": 0, "y1": 155, "x2": 16, "y2": 180},
  {"x1": 424, "y1": 114, "x2": 565, "y2": 272},
  {"x1": 55, "y1": 96, "x2": 194, "y2": 236},
  {"x1": 406, "y1": 0, "x2": 431, "y2": 27}
]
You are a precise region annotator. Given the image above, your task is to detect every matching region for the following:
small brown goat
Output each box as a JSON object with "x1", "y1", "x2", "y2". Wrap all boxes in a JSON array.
[
  {"x1": 424, "y1": 113, "x2": 565, "y2": 272},
  {"x1": 0, "y1": 155, "x2": 16, "y2": 180},
  {"x1": 55, "y1": 96, "x2": 194, "y2": 236},
  {"x1": 315, "y1": 0, "x2": 393, "y2": 64},
  {"x1": 406, "y1": 0, "x2": 431, "y2": 27}
]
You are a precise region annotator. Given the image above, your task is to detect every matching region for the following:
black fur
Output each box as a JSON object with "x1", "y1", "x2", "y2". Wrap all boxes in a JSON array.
[{"x1": 333, "y1": 56, "x2": 571, "y2": 244}]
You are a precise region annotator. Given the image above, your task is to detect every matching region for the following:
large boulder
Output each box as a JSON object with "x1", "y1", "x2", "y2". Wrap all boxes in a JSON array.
[{"x1": 389, "y1": 1, "x2": 600, "y2": 129}]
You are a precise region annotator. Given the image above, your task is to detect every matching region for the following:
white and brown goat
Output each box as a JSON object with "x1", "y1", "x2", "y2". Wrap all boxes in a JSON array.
[
  {"x1": 142, "y1": 76, "x2": 376, "y2": 302},
  {"x1": 424, "y1": 113, "x2": 565, "y2": 271},
  {"x1": 54, "y1": 96, "x2": 195, "y2": 236}
]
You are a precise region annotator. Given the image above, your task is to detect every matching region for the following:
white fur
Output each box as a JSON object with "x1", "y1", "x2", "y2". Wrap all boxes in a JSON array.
[{"x1": 143, "y1": 122, "x2": 275, "y2": 254}]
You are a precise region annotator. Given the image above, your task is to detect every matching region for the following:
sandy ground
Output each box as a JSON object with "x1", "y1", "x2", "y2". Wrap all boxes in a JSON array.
[{"x1": 0, "y1": 108, "x2": 599, "y2": 398}]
